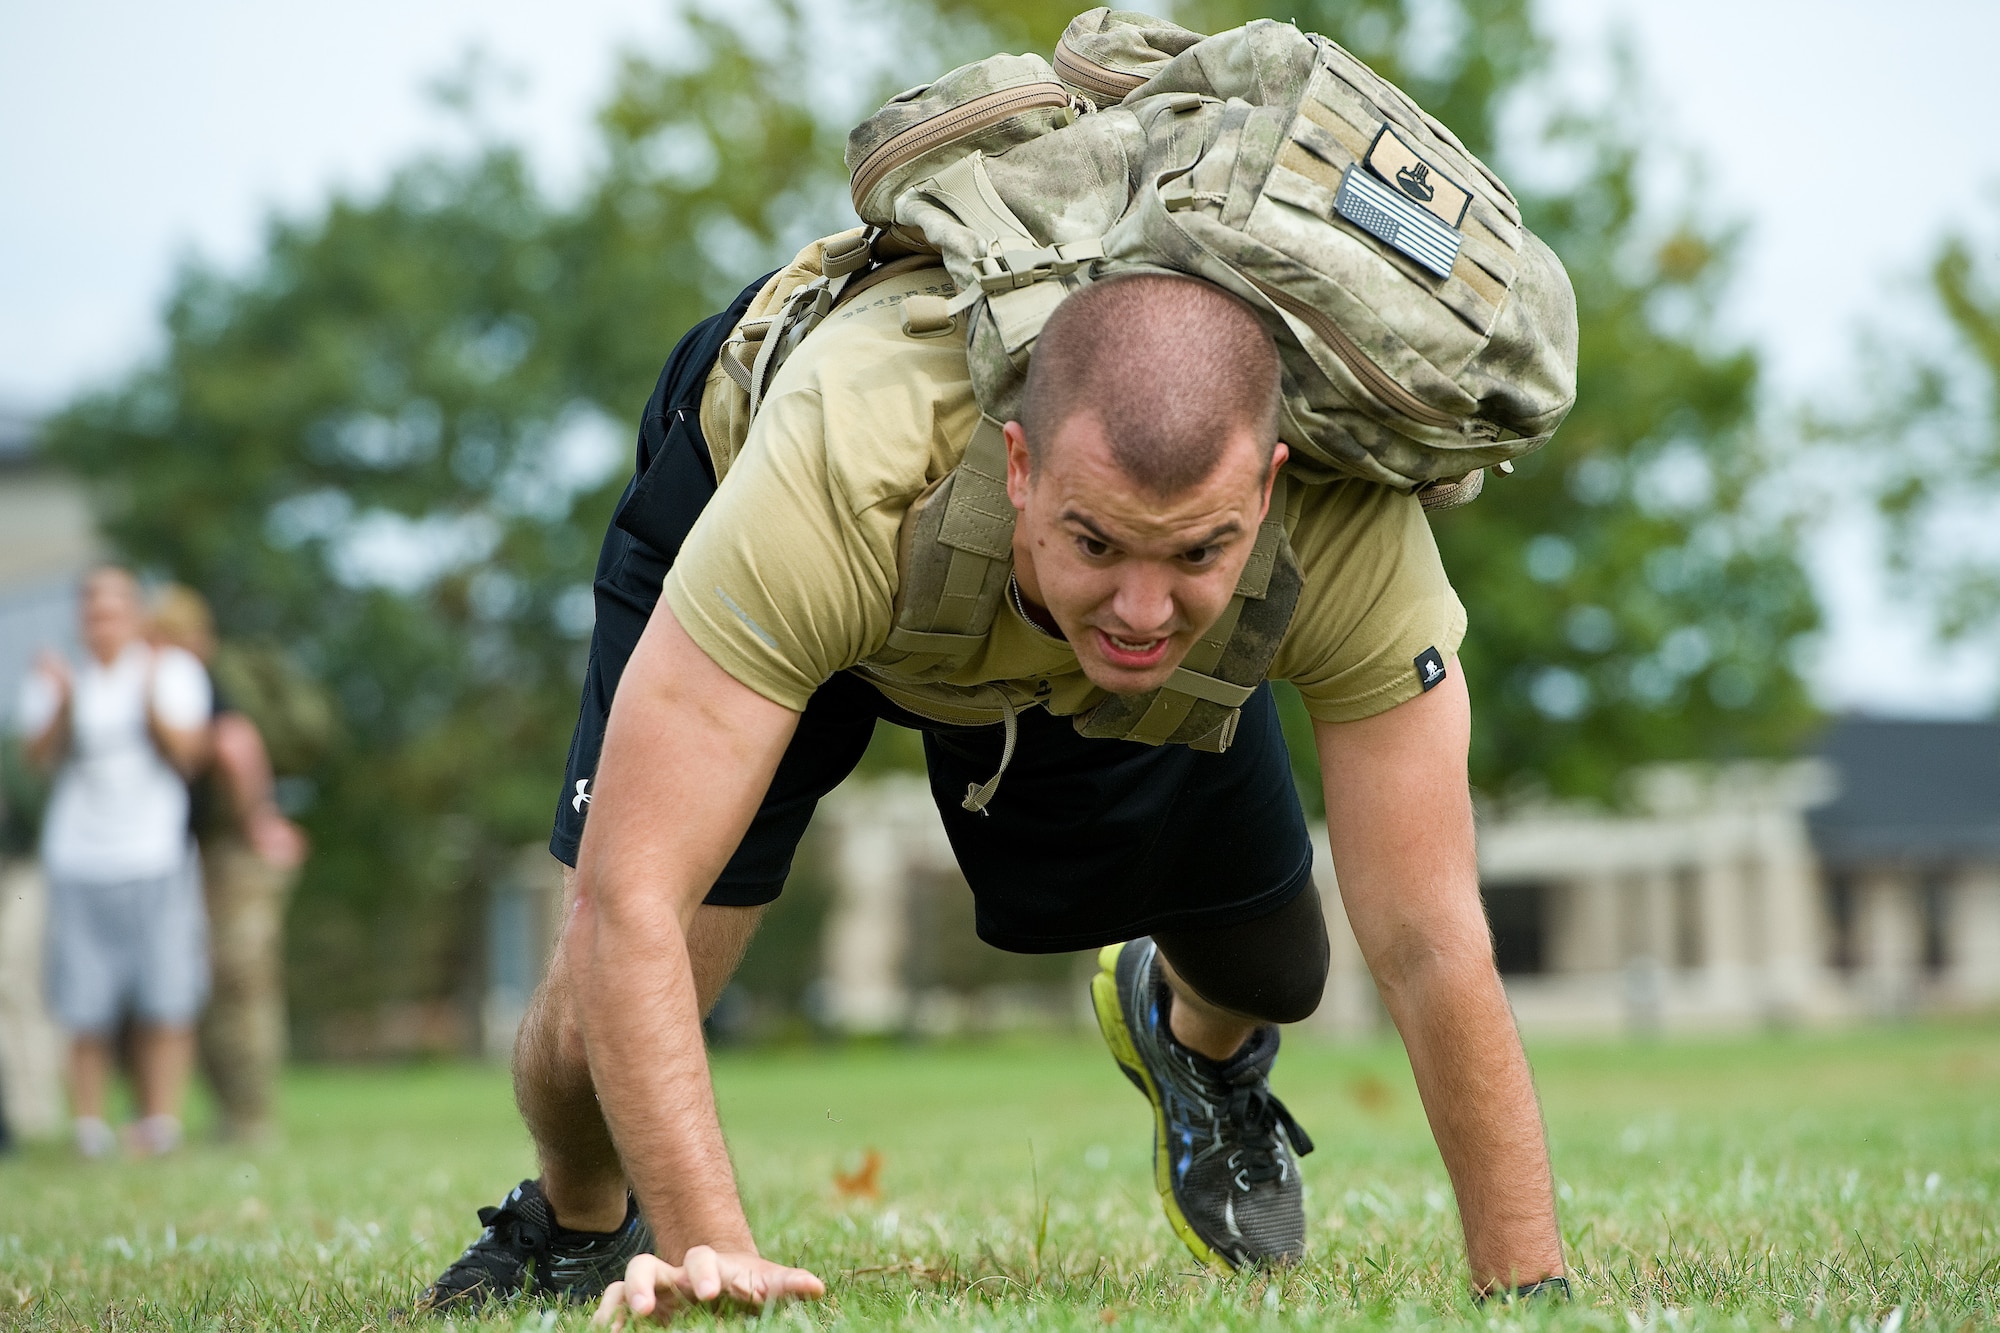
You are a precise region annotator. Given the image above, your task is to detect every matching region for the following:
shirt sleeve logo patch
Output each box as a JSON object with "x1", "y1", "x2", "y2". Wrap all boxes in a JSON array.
[{"x1": 1415, "y1": 646, "x2": 1447, "y2": 692}]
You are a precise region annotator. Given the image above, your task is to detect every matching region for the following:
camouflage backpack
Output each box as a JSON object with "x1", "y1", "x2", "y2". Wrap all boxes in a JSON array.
[{"x1": 710, "y1": 9, "x2": 1579, "y2": 776}]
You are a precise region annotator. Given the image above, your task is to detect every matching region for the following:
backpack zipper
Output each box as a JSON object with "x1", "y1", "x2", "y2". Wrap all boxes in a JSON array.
[
  {"x1": 1246, "y1": 276, "x2": 1464, "y2": 431},
  {"x1": 851, "y1": 83, "x2": 1075, "y2": 209},
  {"x1": 1053, "y1": 43, "x2": 1146, "y2": 103}
]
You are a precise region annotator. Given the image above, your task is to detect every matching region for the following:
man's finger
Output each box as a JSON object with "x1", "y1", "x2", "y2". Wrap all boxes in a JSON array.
[
  {"x1": 724, "y1": 1261, "x2": 825, "y2": 1308},
  {"x1": 724, "y1": 1265, "x2": 762, "y2": 1306},
  {"x1": 755, "y1": 1265, "x2": 826, "y2": 1302},
  {"x1": 628, "y1": 1253, "x2": 673, "y2": 1317},
  {"x1": 682, "y1": 1245, "x2": 723, "y2": 1303},
  {"x1": 592, "y1": 1280, "x2": 628, "y2": 1330}
]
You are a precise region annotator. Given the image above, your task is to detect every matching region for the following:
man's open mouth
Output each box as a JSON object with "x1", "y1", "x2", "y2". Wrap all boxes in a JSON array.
[{"x1": 1094, "y1": 629, "x2": 1172, "y2": 670}]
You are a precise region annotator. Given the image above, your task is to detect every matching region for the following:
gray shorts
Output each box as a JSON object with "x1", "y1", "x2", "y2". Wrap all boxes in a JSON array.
[{"x1": 45, "y1": 854, "x2": 210, "y2": 1033}]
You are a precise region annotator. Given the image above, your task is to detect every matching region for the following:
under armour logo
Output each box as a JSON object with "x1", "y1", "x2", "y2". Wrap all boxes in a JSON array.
[
  {"x1": 572, "y1": 778, "x2": 593, "y2": 812},
  {"x1": 1415, "y1": 647, "x2": 1447, "y2": 691}
]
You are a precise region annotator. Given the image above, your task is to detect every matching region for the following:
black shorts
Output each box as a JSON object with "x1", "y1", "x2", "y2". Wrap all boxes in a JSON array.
[{"x1": 551, "y1": 283, "x2": 1315, "y2": 954}]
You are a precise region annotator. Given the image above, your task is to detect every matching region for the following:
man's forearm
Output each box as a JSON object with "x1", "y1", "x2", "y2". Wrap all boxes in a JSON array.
[
  {"x1": 568, "y1": 604, "x2": 802, "y2": 1262},
  {"x1": 1375, "y1": 950, "x2": 1563, "y2": 1290},
  {"x1": 1314, "y1": 671, "x2": 1563, "y2": 1293},
  {"x1": 214, "y1": 713, "x2": 278, "y2": 822},
  {"x1": 576, "y1": 884, "x2": 756, "y2": 1257}
]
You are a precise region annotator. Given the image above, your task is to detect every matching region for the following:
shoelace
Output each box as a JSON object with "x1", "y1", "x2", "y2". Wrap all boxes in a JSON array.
[
  {"x1": 1219, "y1": 1078, "x2": 1316, "y2": 1185},
  {"x1": 471, "y1": 1198, "x2": 549, "y2": 1268}
]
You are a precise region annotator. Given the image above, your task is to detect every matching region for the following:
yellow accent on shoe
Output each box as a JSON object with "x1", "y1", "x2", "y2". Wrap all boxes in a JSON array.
[{"x1": 1090, "y1": 941, "x2": 1235, "y2": 1272}]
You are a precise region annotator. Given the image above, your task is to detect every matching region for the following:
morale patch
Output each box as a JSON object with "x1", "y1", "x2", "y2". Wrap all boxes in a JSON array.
[
  {"x1": 1335, "y1": 165, "x2": 1464, "y2": 280},
  {"x1": 1415, "y1": 646, "x2": 1447, "y2": 692},
  {"x1": 1362, "y1": 126, "x2": 1470, "y2": 228}
]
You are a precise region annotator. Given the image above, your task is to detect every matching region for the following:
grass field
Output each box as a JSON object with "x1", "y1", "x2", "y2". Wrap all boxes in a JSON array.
[{"x1": 1, "y1": 1021, "x2": 1995, "y2": 1329}]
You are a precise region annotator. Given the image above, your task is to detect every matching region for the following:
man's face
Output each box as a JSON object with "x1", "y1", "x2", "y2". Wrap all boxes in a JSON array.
[
  {"x1": 1005, "y1": 413, "x2": 1285, "y2": 697},
  {"x1": 80, "y1": 570, "x2": 142, "y2": 664}
]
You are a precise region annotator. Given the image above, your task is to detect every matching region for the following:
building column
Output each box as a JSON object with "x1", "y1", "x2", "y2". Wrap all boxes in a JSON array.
[
  {"x1": 1548, "y1": 873, "x2": 1621, "y2": 975},
  {"x1": 819, "y1": 785, "x2": 915, "y2": 1034},
  {"x1": 483, "y1": 849, "x2": 564, "y2": 1059},
  {"x1": 1945, "y1": 865, "x2": 2000, "y2": 1005},
  {"x1": 1855, "y1": 867, "x2": 1924, "y2": 1016},
  {"x1": 1695, "y1": 845, "x2": 1753, "y2": 1016},
  {"x1": 1622, "y1": 867, "x2": 1675, "y2": 1031},
  {"x1": 1753, "y1": 806, "x2": 1834, "y2": 1021}
]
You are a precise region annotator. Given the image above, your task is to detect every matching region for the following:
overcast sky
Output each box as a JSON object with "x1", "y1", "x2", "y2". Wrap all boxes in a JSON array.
[{"x1": 2, "y1": 0, "x2": 1996, "y2": 714}]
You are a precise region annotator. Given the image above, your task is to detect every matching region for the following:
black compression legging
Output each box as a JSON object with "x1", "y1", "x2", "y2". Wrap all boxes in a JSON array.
[{"x1": 1152, "y1": 882, "x2": 1332, "y2": 1026}]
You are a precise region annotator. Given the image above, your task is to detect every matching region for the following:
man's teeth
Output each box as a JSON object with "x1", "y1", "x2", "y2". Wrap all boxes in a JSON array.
[{"x1": 1108, "y1": 635, "x2": 1158, "y2": 652}]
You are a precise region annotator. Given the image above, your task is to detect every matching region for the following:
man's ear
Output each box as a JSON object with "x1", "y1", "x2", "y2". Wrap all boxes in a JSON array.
[
  {"x1": 1260, "y1": 441, "x2": 1290, "y2": 519},
  {"x1": 1003, "y1": 420, "x2": 1035, "y2": 512}
]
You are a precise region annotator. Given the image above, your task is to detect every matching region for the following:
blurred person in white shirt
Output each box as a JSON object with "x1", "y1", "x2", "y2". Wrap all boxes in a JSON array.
[{"x1": 16, "y1": 566, "x2": 213, "y2": 1158}]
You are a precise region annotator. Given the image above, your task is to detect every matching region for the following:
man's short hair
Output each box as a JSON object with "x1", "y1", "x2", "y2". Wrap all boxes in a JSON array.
[{"x1": 1016, "y1": 273, "x2": 1281, "y2": 494}]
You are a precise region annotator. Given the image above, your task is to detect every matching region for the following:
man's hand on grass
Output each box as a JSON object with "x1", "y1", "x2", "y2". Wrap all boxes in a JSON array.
[{"x1": 592, "y1": 1248, "x2": 825, "y2": 1326}]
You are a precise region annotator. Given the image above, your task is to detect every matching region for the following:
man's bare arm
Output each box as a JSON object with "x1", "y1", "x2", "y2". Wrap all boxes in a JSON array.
[
  {"x1": 212, "y1": 713, "x2": 308, "y2": 868},
  {"x1": 1314, "y1": 664, "x2": 1563, "y2": 1292},
  {"x1": 570, "y1": 603, "x2": 823, "y2": 1308}
]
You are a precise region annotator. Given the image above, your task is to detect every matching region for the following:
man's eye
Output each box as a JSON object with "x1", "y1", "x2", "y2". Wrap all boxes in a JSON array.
[
  {"x1": 1078, "y1": 536, "x2": 1112, "y2": 558},
  {"x1": 1181, "y1": 546, "x2": 1221, "y2": 567}
]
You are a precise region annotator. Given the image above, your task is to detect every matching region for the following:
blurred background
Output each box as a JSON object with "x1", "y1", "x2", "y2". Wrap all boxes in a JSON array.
[{"x1": 3, "y1": 0, "x2": 1998, "y2": 1139}]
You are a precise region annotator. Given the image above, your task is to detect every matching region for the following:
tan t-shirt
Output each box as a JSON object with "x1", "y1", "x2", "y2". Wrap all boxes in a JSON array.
[{"x1": 663, "y1": 267, "x2": 1466, "y2": 729}]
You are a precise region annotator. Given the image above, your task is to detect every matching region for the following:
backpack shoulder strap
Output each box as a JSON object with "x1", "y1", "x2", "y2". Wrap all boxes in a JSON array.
[{"x1": 866, "y1": 414, "x2": 1015, "y2": 682}]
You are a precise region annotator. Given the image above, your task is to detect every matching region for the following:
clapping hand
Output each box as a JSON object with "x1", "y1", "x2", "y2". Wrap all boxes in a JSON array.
[{"x1": 34, "y1": 649, "x2": 72, "y2": 699}]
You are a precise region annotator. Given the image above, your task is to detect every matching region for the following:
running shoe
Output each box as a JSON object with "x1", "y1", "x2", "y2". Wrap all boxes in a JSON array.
[
  {"x1": 1092, "y1": 938, "x2": 1315, "y2": 1269},
  {"x1": 417, "y1": 1178, "x2": 652, "y2": 1311}
]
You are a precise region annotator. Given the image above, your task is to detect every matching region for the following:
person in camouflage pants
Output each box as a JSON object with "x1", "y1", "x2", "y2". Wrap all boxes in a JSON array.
[{"x1": 151, "y1": 587, "x2": 330, "y2": 1142}]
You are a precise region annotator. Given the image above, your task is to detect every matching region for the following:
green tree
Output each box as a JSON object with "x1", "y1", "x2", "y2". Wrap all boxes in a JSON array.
[
  {"x1": 41, "y1": 18, "x2": 869, "y2": 1050},
  {"x1": 1837, "y1": 206, "x2": 2000, "y2": 671},
  {"x1": 1425, "y1": 52, "x2": 1821, "y2": 801}
]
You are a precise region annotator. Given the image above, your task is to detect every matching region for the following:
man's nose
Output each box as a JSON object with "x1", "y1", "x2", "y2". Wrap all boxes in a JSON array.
[{"x1": 1110, "y1": 567, "x2": 1177, "y2": 635}]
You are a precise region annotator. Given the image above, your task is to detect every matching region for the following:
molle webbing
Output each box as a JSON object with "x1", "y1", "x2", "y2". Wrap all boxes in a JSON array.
[{"x1": 870, "y1": 415, "x2": 1016, "y2": 681}]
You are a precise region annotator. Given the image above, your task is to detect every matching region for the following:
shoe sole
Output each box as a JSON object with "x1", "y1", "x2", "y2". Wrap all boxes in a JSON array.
[{"x1": 1091, "y1": 941, "x2": 1235, "y2": 1273}]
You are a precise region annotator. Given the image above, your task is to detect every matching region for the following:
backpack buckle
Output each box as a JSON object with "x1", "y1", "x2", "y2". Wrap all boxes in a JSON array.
[
  {"x1": 972, "y1": 239, "x2": 1104, "y2": 293},
  {"x1": 821, "y1": 231, "x2": 873, "y2": 278}
]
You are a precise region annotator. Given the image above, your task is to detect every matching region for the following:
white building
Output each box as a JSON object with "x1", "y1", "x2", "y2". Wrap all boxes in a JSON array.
[
  {"x1": 1806, "y1": 720, "x2": 2000, "y2": 1016},
  {"x1": 812, "y1": 722, "x2": 2000, "y2": 1039}
]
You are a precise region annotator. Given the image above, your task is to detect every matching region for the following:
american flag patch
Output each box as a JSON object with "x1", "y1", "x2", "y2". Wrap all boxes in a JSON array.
[{"x1": 1333, "y1": 165, "x2": 1464, "y2": 279}]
